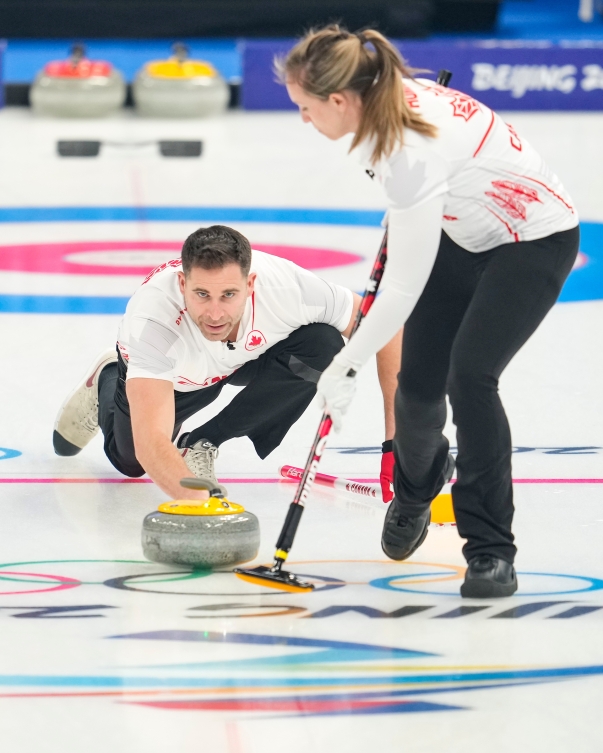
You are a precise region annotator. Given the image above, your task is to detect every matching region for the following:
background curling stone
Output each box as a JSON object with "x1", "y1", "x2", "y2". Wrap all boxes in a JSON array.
[
  {"x1": 31, "y1": 44, "x2": 126, "y2": 118},
  {"x1": 133, "y1": 42, "x2": 230, "y2": 118},
  {"x1": 142, "y1": 482, "x2": 260, "y2": 567}
]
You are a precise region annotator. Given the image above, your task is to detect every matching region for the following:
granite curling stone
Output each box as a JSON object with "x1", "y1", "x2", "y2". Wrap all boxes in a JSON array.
[
  {"x1": 133, "y1": 43, "x2": 230, "y2": 118},
  {"x1": 31, "y1": 44, "x2": 126, "y2": 118},
  {"x1": 142, "y1": 477, "x2": 260, "y2": 567}
]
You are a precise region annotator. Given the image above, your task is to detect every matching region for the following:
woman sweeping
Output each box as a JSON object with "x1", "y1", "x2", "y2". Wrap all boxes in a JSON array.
[{"x1": 281, "y1": 26, "x2": 579, "y2": 597}]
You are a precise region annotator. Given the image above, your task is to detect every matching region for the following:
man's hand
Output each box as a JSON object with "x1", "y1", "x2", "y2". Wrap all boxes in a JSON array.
[
  {"x1": 126, "y1": 378, "x2": 207, "y2": 500},
  {"x1": 316, "y1": 357, "x2": 357, "y2": 432},
  {"x1": 380, "y1": 439, "x2": 395, "y2": 503}
]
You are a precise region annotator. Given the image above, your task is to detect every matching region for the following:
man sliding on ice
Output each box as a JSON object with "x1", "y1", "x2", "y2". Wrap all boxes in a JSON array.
[{"x1": 54, "y1": 225, "x2": 400, "y2": 501}]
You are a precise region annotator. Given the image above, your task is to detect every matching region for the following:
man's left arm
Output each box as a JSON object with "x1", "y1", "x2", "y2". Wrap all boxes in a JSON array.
[{"x1": 343, "y1": 293, "x2": 401, "y2": 502}]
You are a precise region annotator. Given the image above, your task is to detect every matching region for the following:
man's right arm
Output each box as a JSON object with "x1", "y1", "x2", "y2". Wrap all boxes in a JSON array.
[{"x1": 126, "y1": 377, "x2": 208, "y2": 500}]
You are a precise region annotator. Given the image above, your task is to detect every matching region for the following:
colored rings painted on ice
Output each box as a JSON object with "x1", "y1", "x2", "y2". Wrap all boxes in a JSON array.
[
  {"x1": 370, "y1": 567, "x2": 603, "y2": 596},
  {"x1": 0, "y1": 559, "x2": 602, "y2": 597}
]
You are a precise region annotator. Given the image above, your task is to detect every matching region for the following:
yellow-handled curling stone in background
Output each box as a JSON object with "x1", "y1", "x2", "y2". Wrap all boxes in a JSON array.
[
  {"x1": 142, "y1": 478, "x2": 260, "y2": 567},
  {"x1": 133, "y1": 43, "x2": 230, "y2": 118},
  {"x1": 31, "y1": 44, "x2": 126, "y2": 118}
]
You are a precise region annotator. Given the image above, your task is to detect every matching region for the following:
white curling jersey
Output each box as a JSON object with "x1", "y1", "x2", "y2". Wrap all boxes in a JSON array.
[
  {"x1": 117, "y1": 250, "x2": 353, "y2": 392},
  {"x1": 357, "y1": 78, "x2": 578, "y2": 251}
]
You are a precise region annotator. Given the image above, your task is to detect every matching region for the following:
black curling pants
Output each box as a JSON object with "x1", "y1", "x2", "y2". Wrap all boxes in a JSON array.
[
  {"x1": 97, "y1": 323, "x2": 344, "y2": 478},
  {"x1": 393, "y1": 226, "x2": 579, "y2": 564}
]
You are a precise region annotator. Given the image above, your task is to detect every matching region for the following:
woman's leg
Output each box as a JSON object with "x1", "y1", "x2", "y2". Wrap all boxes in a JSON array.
[
  {"x1": 393, "y1": 232, "x2": 476, "y2": 510},
  {"x1": 448, "y1": 226, "x2": 579, "y2": 565},
  {"x1": 383, "y1": 233, "x2": 478, "y2": 559}
]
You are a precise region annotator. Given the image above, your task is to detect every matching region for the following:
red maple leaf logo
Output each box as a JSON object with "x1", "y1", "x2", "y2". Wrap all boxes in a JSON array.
[
  {"x1": 245, "y1": 330, "x2": 267, "y2": 351},
  {"x1": 426, "y1": 84, "x2": 480, "y2": 122},
  {"x1": 450, "y1": 93, "x2": 480, "y2": 122}
]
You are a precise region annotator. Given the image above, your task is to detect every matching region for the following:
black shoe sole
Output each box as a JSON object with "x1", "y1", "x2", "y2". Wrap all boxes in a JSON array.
[
  {"x1": 53, "y1": 430, "x2": 82, "y2": 457},
  {"x1": 381, "y1": 511, "x2": 431, "y2": 561},
  {"x1": 460, "y1": 574, "x2": 518, "y2": 599}
]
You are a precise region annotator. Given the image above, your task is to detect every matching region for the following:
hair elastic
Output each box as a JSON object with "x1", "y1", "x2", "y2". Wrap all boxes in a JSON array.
[{"x1": 356, "y1": 31, "x2": 368, "y2": 45}]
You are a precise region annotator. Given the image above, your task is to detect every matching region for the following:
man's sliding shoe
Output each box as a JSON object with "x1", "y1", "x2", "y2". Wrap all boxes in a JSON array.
[
  {"x1": 381, "y1": 502, "x2": 431, "y2": 561},
  {"x1": 460, "y1": 555, "x2": 518, "y2": 598},
  {"x1": 53, "y1": 349, "x2": 118, "y2": 456},
  {"x1": 178, "y1": 437, "x2": 219, "y2": 489},
  {"x1": 381, "y1": 453, "x2": 455, "y2": 561}
]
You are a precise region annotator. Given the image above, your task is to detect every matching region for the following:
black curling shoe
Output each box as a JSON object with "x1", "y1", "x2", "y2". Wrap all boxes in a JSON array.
[
  {"x1": 381, "y1": 453, "x2": 456, "y2": 561},
  {"x1": 381, "y1": 502, "x2": 431, "y2": 561},
  {"x1": 460, "y1": 555, "x2": 518, "y2": 598}
]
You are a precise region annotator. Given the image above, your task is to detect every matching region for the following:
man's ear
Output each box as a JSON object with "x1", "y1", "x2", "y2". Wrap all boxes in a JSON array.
[
  {"x1": 177, "y1": 271, "x2": 186, "y2": 294},
  {"x1": 247, "y1": 272, "x2": 257, "y2": 296}
]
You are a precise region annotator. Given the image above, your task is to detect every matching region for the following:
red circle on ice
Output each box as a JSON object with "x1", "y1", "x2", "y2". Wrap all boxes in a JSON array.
[
  {"x1": 0, "y1": 241, "x2": 363, "y2": 276},
  {"x1": 0, "y1": 570, "x2": 81, "y2": 595}
]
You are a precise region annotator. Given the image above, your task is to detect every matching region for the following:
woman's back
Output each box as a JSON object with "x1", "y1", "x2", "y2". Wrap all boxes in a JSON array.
[{"x1": 356, "y1": 78, "x2": 577, "y2": 251}]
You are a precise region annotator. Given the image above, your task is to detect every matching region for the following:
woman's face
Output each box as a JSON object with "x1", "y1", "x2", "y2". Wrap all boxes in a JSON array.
[{"x1": 286, "y1": 80, "x2": 362, "y2": 140}]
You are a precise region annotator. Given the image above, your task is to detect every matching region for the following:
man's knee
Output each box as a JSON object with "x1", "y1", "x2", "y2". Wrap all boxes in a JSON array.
[
  {"x1": 283, "y1": 324, "x2": 344, "y2": 374},
  {"x1": 104, "y1": 440, "x2": 146, "y2": 478},
  {"x1": 119, "y1": 458, "x2": 146, "y2": 478},
  {"x1": 119, "y1": 463, "x2": 146, "y2": 479}
]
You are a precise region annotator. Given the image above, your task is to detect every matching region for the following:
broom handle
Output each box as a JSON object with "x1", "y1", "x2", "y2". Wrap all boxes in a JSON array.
[{"x1": 274, "y1": 232, "x2": 388, "y2": 555}]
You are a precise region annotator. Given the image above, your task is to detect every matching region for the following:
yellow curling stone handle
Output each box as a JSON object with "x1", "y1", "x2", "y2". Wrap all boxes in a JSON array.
[
  {"x1": 158, "y1": 497, "x2": 246, "y2": 516},
  {"x1": 146, "y1": 59, "x2": 218, "y2": 79}
]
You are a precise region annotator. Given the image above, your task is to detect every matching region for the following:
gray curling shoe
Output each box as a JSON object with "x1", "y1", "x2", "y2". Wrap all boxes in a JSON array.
[
  {"x1": 460, "y1": 555, "x2": 518, "y2": 598},
  {"x1": 179, "y1": 438, "x2": 219, "y2": 487}
]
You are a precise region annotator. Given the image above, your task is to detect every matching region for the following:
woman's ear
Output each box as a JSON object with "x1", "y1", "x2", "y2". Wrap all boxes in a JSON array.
[{"x1": 329, "y1": 91, "x2": 348, "y2": 109}]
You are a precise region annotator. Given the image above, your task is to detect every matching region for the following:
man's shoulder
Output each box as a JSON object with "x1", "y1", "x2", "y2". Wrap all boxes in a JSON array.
[
  {"x1": 250, "y1": 249, "x2": 306, "y2": 290},
  {"x1": 140, "y1": 258, "x2": 183, "y2": 288},
  {"x1": 251, "y1": 248, "x2": 296, "y2": 273},
  {"x1": 125, "y1": 262, "x2": 183, "y2": 323}
]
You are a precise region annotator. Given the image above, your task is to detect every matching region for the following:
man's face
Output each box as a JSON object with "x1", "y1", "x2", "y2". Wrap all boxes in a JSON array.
[{"x1": 178, "y1": 263, "x2": 255, "y2": 342}]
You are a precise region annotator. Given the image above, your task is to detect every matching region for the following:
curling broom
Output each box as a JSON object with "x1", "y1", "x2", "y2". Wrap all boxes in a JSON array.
[
  {"x1": 234, "y1": 231, "x2": 388, "y2": 592},
  {"x1": 279, "y1": 465, "x2": 456, "y2": 524},
  {"x1": 235, "y1": 69, "x2": 453, "y2": 593}
]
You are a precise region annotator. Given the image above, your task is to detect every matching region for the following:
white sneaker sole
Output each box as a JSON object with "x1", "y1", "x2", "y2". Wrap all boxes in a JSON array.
[{"x1": 53, "y1": 348, "x2": 118, "y2": 455}]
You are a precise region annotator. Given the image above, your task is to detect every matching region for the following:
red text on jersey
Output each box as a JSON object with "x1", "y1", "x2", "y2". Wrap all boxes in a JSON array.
[
  {"x1": 142, "y1": 258, "x2": 181, "y2": 285},
  {"x1": 485, "y1": 179, "x2": 542, "y2": 222},
  {"x1": 506, "y1": 123, "x2": 523, "y2": 152},
  {"x1": 176, "y1": 374, "x2": 229, "y2": 388}
]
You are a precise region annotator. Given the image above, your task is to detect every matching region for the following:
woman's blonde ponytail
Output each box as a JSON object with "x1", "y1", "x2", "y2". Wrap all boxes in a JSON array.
[{"x1": 277, "y1": 25, "x2": 437, "y2": 164}]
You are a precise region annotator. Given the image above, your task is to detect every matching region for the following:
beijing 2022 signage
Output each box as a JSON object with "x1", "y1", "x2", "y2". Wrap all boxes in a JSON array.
[{"x1": 242, "y1": 40, "x2": 603, "y2": 111}]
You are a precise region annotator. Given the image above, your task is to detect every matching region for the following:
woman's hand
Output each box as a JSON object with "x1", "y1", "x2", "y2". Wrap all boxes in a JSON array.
[{"x1": 316, "y1": 357, "x2": 357, "y2": 432}]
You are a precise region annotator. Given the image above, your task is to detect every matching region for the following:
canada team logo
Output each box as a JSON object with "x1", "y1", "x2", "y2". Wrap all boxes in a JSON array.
[{"x1": 245, "y1": 329, "x2": 267, "y2": 351}]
